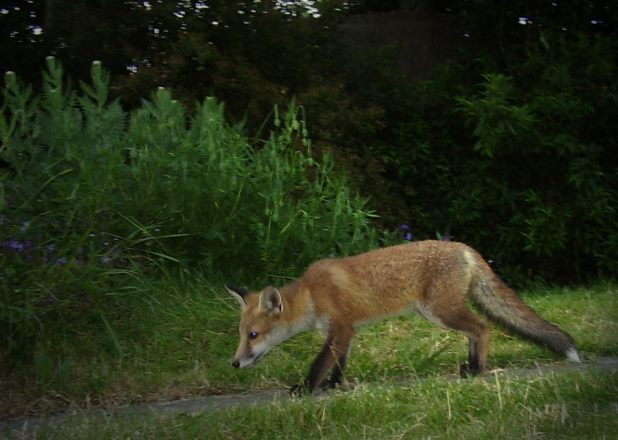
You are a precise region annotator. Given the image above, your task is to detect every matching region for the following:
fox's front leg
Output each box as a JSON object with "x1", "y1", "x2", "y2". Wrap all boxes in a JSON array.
[{"x1": 292, "y1": 325, "x2": 355, "y2": 394}]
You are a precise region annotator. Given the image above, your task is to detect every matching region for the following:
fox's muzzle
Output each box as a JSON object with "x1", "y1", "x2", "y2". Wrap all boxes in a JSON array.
[{"x1": 232, "y1": 350, "x2": 265, "y2": 369}]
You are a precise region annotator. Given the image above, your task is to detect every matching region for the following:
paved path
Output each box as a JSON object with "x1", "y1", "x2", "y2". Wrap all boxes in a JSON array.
[{"x1": 2, "y1": 357, "x2": 617, "y2": 435}]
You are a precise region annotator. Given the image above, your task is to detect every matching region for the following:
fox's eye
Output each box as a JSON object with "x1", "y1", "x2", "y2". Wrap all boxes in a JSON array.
[{"x1": 248, "y1": 331, "x2": 259, "y2": 340}]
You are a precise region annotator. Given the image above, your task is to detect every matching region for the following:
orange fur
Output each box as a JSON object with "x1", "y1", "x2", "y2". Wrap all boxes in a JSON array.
[{"x1": 226, "y1": 240, "x2": 580, "y2": 393}]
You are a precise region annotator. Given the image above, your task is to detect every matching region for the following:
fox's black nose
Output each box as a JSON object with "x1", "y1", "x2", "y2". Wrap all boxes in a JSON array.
[{"x1": 232, "y1": 360, "x2": 240, "y2": 368}]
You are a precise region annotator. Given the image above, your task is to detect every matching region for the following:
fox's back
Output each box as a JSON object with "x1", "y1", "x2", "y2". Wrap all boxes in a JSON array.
[{"x1": 301, "y1": 241, "x2": 480, "y2": 324}]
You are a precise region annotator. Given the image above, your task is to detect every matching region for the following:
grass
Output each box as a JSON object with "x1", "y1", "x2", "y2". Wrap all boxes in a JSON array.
[
  {"x1": 1, "y1": 281, "x2": 616, "y2": 424},
  {"x1": 7, "y1": 369, "x2": 618, "y2": 439}
]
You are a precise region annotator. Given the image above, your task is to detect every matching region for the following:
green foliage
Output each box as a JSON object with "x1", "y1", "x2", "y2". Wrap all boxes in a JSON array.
[
  {"x1": 457, "y1": 73, "x2": 535, "y2": 158},
  {"x1": 452, "y1": 34, "x2": 618, "y2": 278},
  {"x1": 334, "y1": 32, "x2": 618, "y2": 282},
  {"x1": 3, "y1": 2, "x2": 615, "y2": 284},
  {"x1": 0, "y1": 59, "x2": 379, "y2": 366}
]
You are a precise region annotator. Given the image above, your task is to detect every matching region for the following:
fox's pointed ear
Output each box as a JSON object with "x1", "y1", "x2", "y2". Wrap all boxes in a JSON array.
[
  {"x1": 225, "y1": 285, "x2": 250, "y2": 309},
  {"x1": 259, "y1": 286, "x2": 283, "y2": 314}
]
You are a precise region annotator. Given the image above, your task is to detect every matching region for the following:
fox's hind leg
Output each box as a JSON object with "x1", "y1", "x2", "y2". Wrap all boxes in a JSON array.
[
  {"x1": 327, "y1": 342, "x2": 352, "y2": 388},
  {"x1": 430, "y1": 306, "x2": 490, "y2": 377}
]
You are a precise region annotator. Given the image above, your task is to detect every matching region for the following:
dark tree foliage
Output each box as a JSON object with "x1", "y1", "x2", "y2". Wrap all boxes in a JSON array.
[
  {"x1": 1, "y1": 1, "x2": 343, "y2": 121},
  {"x1": 332, "y1": 1, "x2": 618, "y2": 282}
]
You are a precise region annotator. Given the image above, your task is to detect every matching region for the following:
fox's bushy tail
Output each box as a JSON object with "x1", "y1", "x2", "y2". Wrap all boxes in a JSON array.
[{"x1": 471, "y1": 265, "x2": 582, "y2": 363}]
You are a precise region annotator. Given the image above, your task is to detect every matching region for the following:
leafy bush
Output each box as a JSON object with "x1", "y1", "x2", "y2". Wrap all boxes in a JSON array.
[
  {"x1": 0, "y1": 58, "x2": 381, "y2": 363},
  {"x1": 453, "y1": 33, "x2": 618, "y2": 279},
  {"x1": 329, "y1": 33, "x2": 617, "y2": 283}
]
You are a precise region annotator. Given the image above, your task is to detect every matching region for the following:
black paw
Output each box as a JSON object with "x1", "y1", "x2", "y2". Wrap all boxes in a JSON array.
[
  {"x1": 459, "y1": 362, "x2": 471, "y2": 378},
  {"x1": 459, "y1": 362, "x2": 483, "y2": 378},
  {"x1": 327, "y1": 377, "x2": 354, "y2": 391},
  {"x1": 289, "y1": 383, "x2": 309, "y2": 396}
]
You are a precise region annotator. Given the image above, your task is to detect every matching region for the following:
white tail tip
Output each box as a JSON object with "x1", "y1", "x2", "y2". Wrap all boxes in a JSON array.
[{"x1": 566, "y1": 347, "x2": 582, "y2": 363}]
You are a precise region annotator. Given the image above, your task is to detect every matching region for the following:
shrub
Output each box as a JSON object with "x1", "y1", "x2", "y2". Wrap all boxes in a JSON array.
[
  {"x1": 0, "y1": 58, "x2": 381, "y2": 363},
  {"x1": 334, "y1": 33, "x2": 618, "y2": 283}
]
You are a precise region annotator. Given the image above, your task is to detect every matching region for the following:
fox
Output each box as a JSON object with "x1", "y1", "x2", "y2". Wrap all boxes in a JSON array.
[{"x1": 225, "y1": 240, "x2": 581, "y2": 394}]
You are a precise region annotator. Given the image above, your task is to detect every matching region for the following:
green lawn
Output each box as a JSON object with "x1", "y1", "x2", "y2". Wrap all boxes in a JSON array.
[
  {"x1": 1, "y1": 281, "x2": 617, "y2": 438},
  {"x1": 8, "y1": 370, "x2": 618, "y2": 439}
]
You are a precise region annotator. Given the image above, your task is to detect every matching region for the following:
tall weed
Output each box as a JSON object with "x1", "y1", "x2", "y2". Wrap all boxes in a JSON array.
[{"x1": 0, "y1": 58, "x2": 380, "y2": 365}]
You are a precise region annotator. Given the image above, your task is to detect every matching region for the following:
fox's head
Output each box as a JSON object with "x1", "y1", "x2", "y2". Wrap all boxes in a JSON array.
[{"x1": 226, "y1": 285, "x2": 288, "y2": 369}]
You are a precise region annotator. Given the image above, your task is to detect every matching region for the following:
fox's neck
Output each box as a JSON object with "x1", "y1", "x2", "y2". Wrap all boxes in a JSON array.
[{"x1": 280, "y1": 282, "x2": 321, "y2": 335}]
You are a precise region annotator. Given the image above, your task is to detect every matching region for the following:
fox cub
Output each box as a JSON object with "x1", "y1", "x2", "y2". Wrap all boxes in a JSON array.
[{"x1": 226, "y1": 241, "x2": 581, "y2": 393}]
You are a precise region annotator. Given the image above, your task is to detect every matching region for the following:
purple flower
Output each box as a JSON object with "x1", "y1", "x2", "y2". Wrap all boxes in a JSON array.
[
  {"x1": 3, "y1": 239, "x2": 33, "y2": 253},
  {"x1": 398, "y1": 223, "x2": 414, "y2": 241},
  {"x1": 6, "y1": 240, "x2": 25, "y2": 251},
  {"x1": 56, "y1": 257, "x2": 68, "y2": 265}
]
